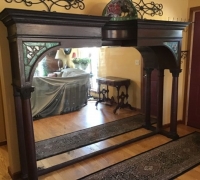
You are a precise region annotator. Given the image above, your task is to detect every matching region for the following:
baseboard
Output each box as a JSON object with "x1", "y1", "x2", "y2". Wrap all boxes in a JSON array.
[
  {"x1": 0, "y1": 140, "x2": 7, "y2": 146},
  {"x1": 163, "y1": 119, "x2": 184, "y2": 129},
  {"x1": 137, "y1": 114, "x2": 183, "y2": 128},
  {"x1": 137, "y1": 115, "x2": 183, "y2": 129},
  {"x1": 134, "y1": 108, "x2": 141, "y2": 112},
  {"x1": 8, "y1": 167, "x2": 22, "y2": 180}
]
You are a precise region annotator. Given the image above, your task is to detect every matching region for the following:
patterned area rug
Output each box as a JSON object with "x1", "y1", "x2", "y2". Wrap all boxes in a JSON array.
[
  {"x1": 35, "y1": 114, "x2": 156, "y2": 160},
  {"x1": 79, "y1": 132, "x2": 200, "y2": 180}
]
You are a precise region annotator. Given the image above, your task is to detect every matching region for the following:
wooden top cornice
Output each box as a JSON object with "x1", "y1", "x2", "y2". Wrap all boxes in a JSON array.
[
  {"x1": 0, "y1": 8, "x2": 189, "y2": 44},
  {"x1": 0, "y1": 8, "x2": 111, "y2": 27},
  {"x1": 0, "y1": 8, "x2": 189, "y2": 88},
  {"x1": 103, "y1": 19, "x2": 189, "y2": 46}
]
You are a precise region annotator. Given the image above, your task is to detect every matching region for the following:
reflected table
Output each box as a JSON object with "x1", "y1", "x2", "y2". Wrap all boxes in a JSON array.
[{"x1": 95, "y1": 76, "x2": 134, "y2": 113}]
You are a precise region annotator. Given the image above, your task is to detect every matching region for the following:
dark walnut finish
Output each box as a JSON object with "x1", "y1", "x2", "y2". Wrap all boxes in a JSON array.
[
  {"x1": 95, "y1": 76, "x2": 134, "y2": 113},
  {"x1": 0, "y1": 8, "x2": 189, "y2": 180}
]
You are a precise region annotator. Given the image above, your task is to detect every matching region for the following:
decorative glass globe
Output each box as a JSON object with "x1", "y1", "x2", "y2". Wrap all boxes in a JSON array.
[{"x1": 102, "y1": 0, "x2": 138, "y2": 21}]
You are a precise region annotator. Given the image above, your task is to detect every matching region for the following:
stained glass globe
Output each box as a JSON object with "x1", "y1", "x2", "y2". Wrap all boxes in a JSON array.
[{"x1": 102, "y1": 0, "x2": 138, "y2": 21}]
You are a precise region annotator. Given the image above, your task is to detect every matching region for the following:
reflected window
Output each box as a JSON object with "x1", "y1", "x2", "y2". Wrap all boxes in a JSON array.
[
  {"x1": 78, "y1": 47, "x2": 99, "y2": 91},
  {"x1": 34, "y1": 57, "x2": 47, "y2": 77}
]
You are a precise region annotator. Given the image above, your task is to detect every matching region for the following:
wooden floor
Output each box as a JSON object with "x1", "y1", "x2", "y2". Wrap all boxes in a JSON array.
[{"x1": 1, "y1": 101, "x2": 200, "y2": 180}]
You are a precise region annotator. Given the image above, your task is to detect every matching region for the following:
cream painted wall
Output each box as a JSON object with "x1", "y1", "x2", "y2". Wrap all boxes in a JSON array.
[
  {"x1": 98, "y1": 47, "x2": 142, "y2": 109},
  {"x1": 0, "y1": 22, "x2": 21, "y2": 174},
  {"x1": 188, "y1": 0, "x2": 200, "y2": 8},
  {"x1": 0, "y1": 0, "x2": 191, "y2": 175}
]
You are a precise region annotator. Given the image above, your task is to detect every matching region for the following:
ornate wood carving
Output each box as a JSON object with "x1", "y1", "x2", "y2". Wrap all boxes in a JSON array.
[
  {"x1": 0, "y1": 8, "x2": 189, "y2": 180},
  {"x1": 163, "y1": 41, "x2": 179, "y2": 60}
]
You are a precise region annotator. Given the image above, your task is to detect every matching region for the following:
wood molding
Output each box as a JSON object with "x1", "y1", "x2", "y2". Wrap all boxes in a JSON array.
[
  {"x1": 138, "y1": 114, "x2": 183, "y2": 128},
  {"x1": 163, "y1": 119, "x2": 184, "y2": 129},
  {"x1": 190, "y1": 6, "x2": 200, "y2": 12},
  {"x1": 183, "y1": 6, "x2": 200, "y2": 125},
  {"x1": 8, "y1": 167, "x2": 28, "y2": 180},
  {"x1": 8, "y1": 167, "x2": 22, "y2": 180},
  {"x1": 0, "y1": 140, "x2": 7, "y2": 146}
]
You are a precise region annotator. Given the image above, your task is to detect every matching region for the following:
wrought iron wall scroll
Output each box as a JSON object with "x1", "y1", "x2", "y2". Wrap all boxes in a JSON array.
[
  {"x1": 5, "y1": 0, "x2": 163, "y2": 19},
  {"x1": 132, "y1": 0, "x2": 163, "y2": 19},
  {"x1": 5, "y1": 0, "x2": 85, "y2": 12}
]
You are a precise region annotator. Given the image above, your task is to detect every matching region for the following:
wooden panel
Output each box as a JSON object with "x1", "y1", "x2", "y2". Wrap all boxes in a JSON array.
[
  {"x1": 138, "y1": 29, "x2": 182, "y2": 38},
  {"x1": 150, "y1": 73, "x2": 158, "y2": 117},
  {"x1": 187, "y1": 12, "x2": 200, "y2": 129},
  {"x1": 142, "y1": 69, "x2": 158, "y2": 117},
  {"x1": 16, "y1": 24, "x2": 102, "y2": 38}
]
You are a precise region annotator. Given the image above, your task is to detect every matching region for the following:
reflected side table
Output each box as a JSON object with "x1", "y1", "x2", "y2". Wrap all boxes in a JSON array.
[{"x1": 95, "y1": 76, "x2": 134, "y2": 113}]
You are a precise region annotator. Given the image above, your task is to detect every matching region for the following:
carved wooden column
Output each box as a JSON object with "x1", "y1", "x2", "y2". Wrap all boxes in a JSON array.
[
  {"x1": 143, "y1": 68, "x2": 154, "y2": 129},
  {"x1": 169, "y1": 69, "x2": 182, "y2": 139},
  {"x1": 18, "y1": 86, "x2": 38, "y2": 180},
  {"x1": 13, "y1": 86, "x2": 28, "y2": 179},
  {"x1": 156, "y1": 69, "x2": 164, "y2": 132}
]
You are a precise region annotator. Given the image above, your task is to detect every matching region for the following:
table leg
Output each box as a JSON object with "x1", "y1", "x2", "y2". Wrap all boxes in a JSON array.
[
  {"x1": 113, "y1": 86, "x2": 121, "y2": 113},
  {"x1": 124, "y1": 84, "x2": 134, "y2": 110},
  {"x1": 113, "y1": 85, "x2": 134, "y2": 113},
  {"x1": 95, "y1": 83, "x2": 101, "y2": 108},
  {"x1": 106, "y1": 85, "x2": 109, "y2": 99},
  {"x1": 95, "y1": 84, "x2": 112, "y2": 108}
]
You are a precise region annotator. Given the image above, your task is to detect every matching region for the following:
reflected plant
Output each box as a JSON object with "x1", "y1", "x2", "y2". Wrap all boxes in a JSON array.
[
  {"x1": 72, "y1": 58, "x2": 80, "y2": 64},
  {"x1": 80, "y1": 58, "x2": 90, "y2": 65}
]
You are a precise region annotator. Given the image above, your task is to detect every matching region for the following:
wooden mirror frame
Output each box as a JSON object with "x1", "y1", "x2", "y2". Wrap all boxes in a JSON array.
[{"x1": 0, "y1": 8, "x2": 189, "y2": 180}]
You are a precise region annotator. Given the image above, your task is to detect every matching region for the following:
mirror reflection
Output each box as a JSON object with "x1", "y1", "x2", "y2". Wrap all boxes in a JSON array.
[
  {"x1": 32, "y1": 47, "x2": 144, "y2": 170},
  {"x1": 31, "y1": 48, "x2": 95, "y2": 120}
]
